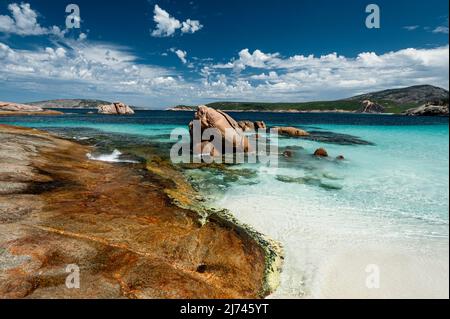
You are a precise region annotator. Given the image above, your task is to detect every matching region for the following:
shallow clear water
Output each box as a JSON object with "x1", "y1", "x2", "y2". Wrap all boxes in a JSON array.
[{"x1": 1, "y1": 110, "x2": 448, "y2": 298}]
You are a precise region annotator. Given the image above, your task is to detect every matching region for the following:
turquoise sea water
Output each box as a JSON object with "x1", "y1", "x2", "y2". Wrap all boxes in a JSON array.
[{"x1": 1, "y1": 110, "x2": 448, "y2": 298}]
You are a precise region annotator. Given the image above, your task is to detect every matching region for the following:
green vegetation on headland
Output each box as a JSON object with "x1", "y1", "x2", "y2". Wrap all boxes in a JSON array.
[
  {"x1": 27, "y1": 99, "x2": 111, "y2": 109},
  {"x1": 169, "y1": 85, "x2": 449, "y2": 114},
  {"x1": 16, "y1": 85, "x2": 449, "y2": 115},
  {"x1": 206, "y1": 100, "x2": 362, "y2": 112}
]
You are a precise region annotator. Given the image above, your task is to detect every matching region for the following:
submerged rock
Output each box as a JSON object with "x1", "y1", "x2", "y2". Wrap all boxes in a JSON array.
[
  {"x1": 314, "y1": 148, "x2": 329, "y2": 157},
  {"x1": 283, "y1": 150, "x2": 295, "y2": 158},
  {"x1": 303, "y1": 130, "x2": 374, "y2": 146},
  {"x1": 276, "y1": 174, "x2": 342, "y2": 191},
  {"x1": 98, "y1": 102, "x2": 135, "y2": 115}
]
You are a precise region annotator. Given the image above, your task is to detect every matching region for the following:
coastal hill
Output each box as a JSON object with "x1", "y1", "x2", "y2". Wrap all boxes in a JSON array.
[
  {"x1": 169, "y1": 85, "x2": 449, "y2": 114},
  {"x1": 27, "y1": 99, "x2": 111, "y2": 109},
  {"x1": 347, "y1": 85, "x2": 449, "y2": 112}
]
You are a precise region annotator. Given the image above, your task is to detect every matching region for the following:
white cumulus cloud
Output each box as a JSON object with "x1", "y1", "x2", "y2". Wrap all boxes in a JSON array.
[
  {"x1": 0, "y1": 3, "x2": 64, "y2": 36},
  {"x1": 171, "y1": 48, "x2": 187, "y2": 64},
  {"x1": 151, "y1": 5, "x2": 202, "y2": 37},
  {"x1": 0, "y1": 40, "x2": 189, "y2": 105},
  {"x1": 403, "y1": 25, "x2": 420, "y2": 31},
  {"x1": 204, "y1": 46, "x2": 449, "y2": 102},
  {"x1": 0, "y1": 32, "x2": 448, "y2": 107},
  {"x1": 181, "y1": 19, "x2": 203, "y2": 34}
]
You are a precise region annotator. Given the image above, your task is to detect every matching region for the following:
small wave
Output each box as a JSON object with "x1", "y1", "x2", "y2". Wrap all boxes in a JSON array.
[
  {"x1": 73, "y1": 136, "x2": 91, "y2": 141},
  {"x1": 86, "y1": 149, "x2": 138, "y2": 163}
]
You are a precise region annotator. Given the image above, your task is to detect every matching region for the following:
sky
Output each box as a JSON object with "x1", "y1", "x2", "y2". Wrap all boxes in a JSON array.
[{"x1": 0, "y1": 0, "x2": 448, "y2": 109}]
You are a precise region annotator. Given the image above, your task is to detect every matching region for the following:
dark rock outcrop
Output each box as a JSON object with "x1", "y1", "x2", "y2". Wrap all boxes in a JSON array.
[
  {"x1": 404, "y1": 103, "x2": 449, "y2": 116},
  {"x1": 283, "y1": 150, "x2": 295, "y2": 158},
  {"x1": 349, "y1": 85, "x2": 449, "y2": 106},
  {"x1": 358, "y1": 100, "x2": 385, "y2": 114}
]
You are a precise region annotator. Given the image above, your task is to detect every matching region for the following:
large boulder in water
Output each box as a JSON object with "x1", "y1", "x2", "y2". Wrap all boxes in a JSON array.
[
  {"x1": 274, "y1": 127, "x2": 310, "y2": 137},
  {"x1": 98, "y1": 102, "x2": 135, "y2": 115},
  {"x1": 193, "y1": 105, "x2": 250, "y2": 153}
]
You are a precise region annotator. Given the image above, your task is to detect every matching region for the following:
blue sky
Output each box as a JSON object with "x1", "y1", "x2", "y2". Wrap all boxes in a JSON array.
[{"x1": 0, "y1": 0, "x2": 448, "y2": 108}]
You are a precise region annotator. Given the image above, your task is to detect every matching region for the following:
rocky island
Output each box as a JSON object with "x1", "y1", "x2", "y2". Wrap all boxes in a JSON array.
[
  {"x1": 98, "y1": 102, "x2": 135, "y2": 115},
  {"x1": 167, "y1": 85, "x2": 449, "y2": 115},
  {"x1": 0, "y1": 102, "x2": 63, "y2": 116}
]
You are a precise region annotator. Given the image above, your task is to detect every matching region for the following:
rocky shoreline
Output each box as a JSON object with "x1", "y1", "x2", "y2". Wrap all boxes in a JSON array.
[
  {"x1": 0, "y1": 102, "x2": 63, "y2": 116},
  {"x1": 0, "y1": 124, "x2": 282, "y2": 299}
]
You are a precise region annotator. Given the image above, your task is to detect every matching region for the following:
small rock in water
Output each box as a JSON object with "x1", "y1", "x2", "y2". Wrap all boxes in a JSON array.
[
  {"x1": 283, "y1": 150, "x2": 295, "y2": 158},
  {"x1": 336, "y1": 155, "x2": 345, "y2": 160},
  {"x1": 274, "y1": 127, "x2": 310, "y2": 137},
  {"x1": 314, "y1": 148, "x2": 329, "y2": 157},
  {"x1": 319, "y1": 182, "x2": 343, "y2": 190}
]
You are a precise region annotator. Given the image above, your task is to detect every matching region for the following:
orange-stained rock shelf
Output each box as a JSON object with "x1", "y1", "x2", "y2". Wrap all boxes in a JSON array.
[{"x1": 0, "y1": 124, "x2": 276, "y2": 299}]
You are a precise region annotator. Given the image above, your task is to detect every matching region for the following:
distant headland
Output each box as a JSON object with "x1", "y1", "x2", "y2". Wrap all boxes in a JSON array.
[{"x1": 168, "y1": 85, "x2": 449, "y2": 115}]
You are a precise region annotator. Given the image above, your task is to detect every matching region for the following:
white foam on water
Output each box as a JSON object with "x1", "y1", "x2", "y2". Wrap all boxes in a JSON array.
[
  {"x1": 87, "y1": 149, "x2": 138, "y2": 163},
  {"x1": 73, "y1": 136, "x2": 90, "y2": 141}
]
